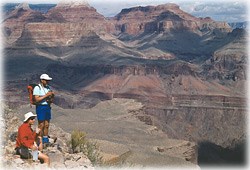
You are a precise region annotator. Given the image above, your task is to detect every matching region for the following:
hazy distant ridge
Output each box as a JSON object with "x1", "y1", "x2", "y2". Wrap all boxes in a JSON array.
[
  {"x1": 228, "y1": 21, "x2": 248, "y2": 29},
  {"x1": 3, "y1": 3, "x2": 247, "y2": 29}
]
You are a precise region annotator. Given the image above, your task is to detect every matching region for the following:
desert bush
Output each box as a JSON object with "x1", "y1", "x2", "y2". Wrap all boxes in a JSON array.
[
  {"x1": 83, "y1": 140, "x2": 103, "y2": 165},
  {"x1": 71, "y1": 130, "x2": 86, "y2": 153},
  {"x1": 70, "y1": 130, "x2": 103, "y2": 165}
]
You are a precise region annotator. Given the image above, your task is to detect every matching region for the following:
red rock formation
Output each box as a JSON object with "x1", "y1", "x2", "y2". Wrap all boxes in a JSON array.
[
  {"x1": 47, "y1": 1, "x2": 104, "y2": 22},
  {"x1": 3, "y1": 2, "x2": 115, "y2": 47},
  {"x1": 114, "y1": 3, "x2": 232, "y2": 35},
  {"x1": 3, "y1": 3, "x2": 46, "y2": 45},
  {"x1": 45, "y1": 1, "x2": 115, "y2": 33}
]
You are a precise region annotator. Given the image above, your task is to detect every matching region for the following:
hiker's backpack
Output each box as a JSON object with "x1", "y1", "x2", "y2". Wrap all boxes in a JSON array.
[{"x1": 27, "y1": 84, "x2": 40, "y2": 105}]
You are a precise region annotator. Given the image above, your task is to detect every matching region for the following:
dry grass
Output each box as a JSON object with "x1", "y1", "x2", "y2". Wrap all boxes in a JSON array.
[{"x1": 70, "y1": 130, "x2": 103, "y2": 165}]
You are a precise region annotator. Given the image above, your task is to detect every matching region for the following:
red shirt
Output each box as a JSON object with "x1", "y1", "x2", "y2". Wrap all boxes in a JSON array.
[{"x1": 16, "y1": 122, "x2": 36, "y2": 148}]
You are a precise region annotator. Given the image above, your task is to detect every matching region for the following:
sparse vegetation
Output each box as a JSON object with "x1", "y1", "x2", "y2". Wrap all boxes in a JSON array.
[
  {"x1": 70, "y1": 130, "x2": 103, "y2": 165},
  {"x1": 104, "y1": 150, "x2": 133, "y2": 167}
]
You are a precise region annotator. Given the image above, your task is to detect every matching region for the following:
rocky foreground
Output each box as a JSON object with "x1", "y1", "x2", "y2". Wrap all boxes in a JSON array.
[{"x1": 2, "y1": 104, "x2": 94, "y2": 169}]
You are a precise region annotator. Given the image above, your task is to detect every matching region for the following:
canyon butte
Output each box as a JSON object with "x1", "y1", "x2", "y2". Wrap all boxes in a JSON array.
[{"x1": 2, "y1": 1, "x2": 247, "y2": 168}]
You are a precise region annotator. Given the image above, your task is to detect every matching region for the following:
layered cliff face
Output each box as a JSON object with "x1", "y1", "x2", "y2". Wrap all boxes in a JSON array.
[
  {"x1": 45, "y1": 2, "x2": 115, "y2": 33},
  {"x1": 201, "y1": 29, "x2": 247, "y2": 81},
  {"x1": 3, "y1": 3, "x2": 46, "y2": 45},
  {"x1": 47, "y1": 1, "x2": 103, "y2": 22},
  {"x1": 3, "y1": 2, "x2": 115, "y2": 47},
  {"x1": 114, "y1": 3, "x2": 231, "y2": 36}
]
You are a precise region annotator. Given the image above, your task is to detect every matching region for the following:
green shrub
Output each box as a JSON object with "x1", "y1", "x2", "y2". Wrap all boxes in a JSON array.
[
  {"x1": 71, "y1": 130, "x2": 86, "y2": 153},
  {"x1": 70, "y1": 130, "x2": 103, "y2": 165},
  {"x1": 84, "y1": 141, "x2": 103, "y2": 165}
]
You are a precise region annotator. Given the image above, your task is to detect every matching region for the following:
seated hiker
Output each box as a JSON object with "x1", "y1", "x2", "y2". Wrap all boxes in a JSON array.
[{"x1": 15, "y1": 112, "x2": 50, "y2": 166}]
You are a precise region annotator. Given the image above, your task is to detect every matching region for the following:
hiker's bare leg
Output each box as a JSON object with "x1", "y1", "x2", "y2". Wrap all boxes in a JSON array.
[
  {"x1": 38, "y1": 121, "x2": 45, "y2": 137},
  {"x1": 38, "y1": 152, "x2": 50, "y2": 166},
  {"x1": 44, "y1": 120, "x2": 50, "y2": 136},
  {"x1": 37, "y1": 136, "x2": 43, "y2": 151}
]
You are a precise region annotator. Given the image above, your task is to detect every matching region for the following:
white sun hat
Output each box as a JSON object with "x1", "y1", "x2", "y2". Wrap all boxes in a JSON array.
[
  {"x1": 40, "y1": 74, "x2": 52, "y2": 80},
  {"x1": 23, "y1": 112, "x2": 37, "y2": 122}
]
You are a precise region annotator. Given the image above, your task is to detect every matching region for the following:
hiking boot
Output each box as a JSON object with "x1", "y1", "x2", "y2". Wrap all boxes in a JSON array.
[
  {"x1": 42, "y1": 137, "x2": 49, "y2": 144},
  {"x1": 48, "y1": 136, "x2": 57, "y2": 143}
]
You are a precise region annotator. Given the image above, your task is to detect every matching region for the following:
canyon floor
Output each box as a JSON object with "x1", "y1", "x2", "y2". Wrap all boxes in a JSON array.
[{"x1": 15, "y1": 98, "x2": 198, "y2": 168}]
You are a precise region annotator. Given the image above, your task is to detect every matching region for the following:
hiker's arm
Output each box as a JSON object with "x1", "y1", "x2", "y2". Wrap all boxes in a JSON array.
[
  {"x1": 34, "y1": 91, "x2": 54, "y2": 103},
  {"x1": 31, "y1": 144, "x2": 38, "y2": 151}
]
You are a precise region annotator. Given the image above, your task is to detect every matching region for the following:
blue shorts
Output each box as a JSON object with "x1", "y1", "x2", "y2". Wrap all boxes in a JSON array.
[{"x1": 36, "y1": 105, "x2": 51, "y2": 121}]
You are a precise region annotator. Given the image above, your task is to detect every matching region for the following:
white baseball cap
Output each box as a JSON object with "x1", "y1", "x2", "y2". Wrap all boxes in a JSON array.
[
  {"x1": 40, "y1": 74, "x2": 52, "y2": 80},
  {"x1": 24, "y1": 112, "x2": 37, "y2": 122}
]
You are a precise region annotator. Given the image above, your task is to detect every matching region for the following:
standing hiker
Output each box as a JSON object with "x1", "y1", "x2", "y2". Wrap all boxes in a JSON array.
[
  {"x1": 33, "y1": 73, "x2": 55, "y2": 144},
  {"x1": 15, "y1": 112, "x2": 50, "y2": 165}
]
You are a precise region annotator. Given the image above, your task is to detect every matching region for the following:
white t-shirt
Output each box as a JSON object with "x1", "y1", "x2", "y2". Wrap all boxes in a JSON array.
[{"x1": 33, "y1": 84, "x2": 52, "y2": 105}]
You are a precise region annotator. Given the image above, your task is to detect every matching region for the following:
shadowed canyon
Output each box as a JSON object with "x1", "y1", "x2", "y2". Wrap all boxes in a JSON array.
[{"x1": 2, "y1": 1, "x2": 247, "y2": 168}]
